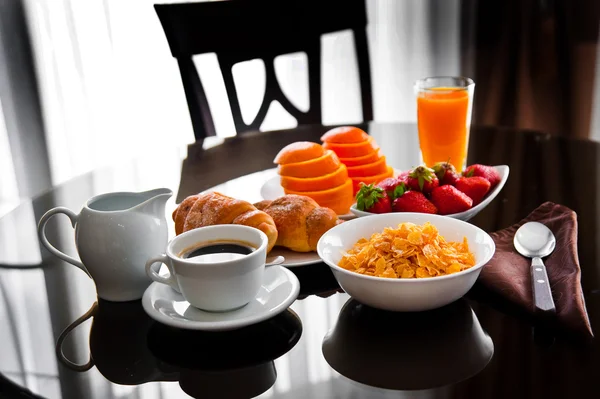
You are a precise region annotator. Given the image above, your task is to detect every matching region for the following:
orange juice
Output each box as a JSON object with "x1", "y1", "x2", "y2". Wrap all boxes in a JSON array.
[{"x1": 417, "y1": 87, "x2": 470, "y2": 170}]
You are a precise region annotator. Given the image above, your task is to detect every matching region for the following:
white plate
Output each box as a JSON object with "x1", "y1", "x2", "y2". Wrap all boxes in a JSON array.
[
  {"x1": 269, "y1": 246, "x2": 322, "y2": 267},
  {"x1": 260, "y1": 168, "x2": 403, "y2": 221},
  {"x1": 350, "y1": 165, "x2": 509, "y2": 222},
  {"x1": 142, "y1": 266, "x2": 300, "y2": 331}
]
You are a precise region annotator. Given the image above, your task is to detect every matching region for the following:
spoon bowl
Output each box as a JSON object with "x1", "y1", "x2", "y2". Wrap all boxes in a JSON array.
[
  {"x1": 513, "y1": 222, "x2": 556, "y2": 314},
  {"x1": 514, "y1": 222, "x2": 556, "y2": 258}
]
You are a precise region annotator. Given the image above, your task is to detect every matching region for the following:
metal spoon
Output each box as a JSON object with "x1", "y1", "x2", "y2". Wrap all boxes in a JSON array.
[
  {"x1": 266, "y1": 256, "x2": 285, "y2": 267},
  {"x1": 513, "y1": 222, "x2": 556, "y2": 315}
]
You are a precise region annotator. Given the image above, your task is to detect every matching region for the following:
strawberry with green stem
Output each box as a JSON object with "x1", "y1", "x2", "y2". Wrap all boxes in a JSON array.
[
  {"x1": 376, "y1": 177, "x2": 407, "y2": 200},
  {"x1": 407, "y1": 166, "x2": 439, "y2": 194},
  {"x1": 355, "y1": 183, "x2": 392, "y2": 214},
  {"x1": 432, "y1": 161, "x2": 459, "y2": 186}
]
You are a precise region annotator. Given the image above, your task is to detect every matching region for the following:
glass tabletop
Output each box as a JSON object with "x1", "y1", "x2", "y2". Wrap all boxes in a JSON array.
[{"x1": 0, "y1": 123, "x2": 599, "y2": 399}]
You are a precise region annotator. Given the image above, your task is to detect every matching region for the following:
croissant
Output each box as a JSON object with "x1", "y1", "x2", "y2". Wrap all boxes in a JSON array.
[
  {"x1": 254, "y1": 194, "x2": 342, "y2": 252},
  {"x1": 172, "y1": 192, "x2": 278, "y2": 253}
]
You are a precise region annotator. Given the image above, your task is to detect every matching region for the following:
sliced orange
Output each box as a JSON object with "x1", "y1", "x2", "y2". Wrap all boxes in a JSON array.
[
  {"x1": 346, "y1": 156, "x2": 388, "y2": 177},
  {"x1": 323, "y1": 137, "x2": 379, "y2": 158},
  {"x1": 277, "y1": 150, "x2": 340, "y2": 178},
  {"x1": 280, "y1": 165, "x2": 349, "y2": 192},
  {"x1": 283, "y1": 179, "x2": 353, "y2": 215},
  {"x1": 274, "y1": 141, "x2": 324, "y2": 165},
  {"x1": 350, "y1": 166, "x2": 394, "y2": 194},
  {"x1": 321, "y1": 126, "x2": 369, "y2": 144},
  {"x1": 317, "y1": 193, "x2": 354, "y2": 215},
  {"x1": 339, "y1": 149, "x2": 380, "y2": 167}
]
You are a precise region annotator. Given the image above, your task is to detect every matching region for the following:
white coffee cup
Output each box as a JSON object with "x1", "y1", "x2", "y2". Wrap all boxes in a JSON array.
[{"x1": 145, "y1": 225, "x2": 268, "y2": 312}]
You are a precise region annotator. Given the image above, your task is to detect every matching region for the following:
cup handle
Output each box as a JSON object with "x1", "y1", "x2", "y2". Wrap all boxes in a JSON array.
[
  {"x1": 55, "y1": 302, "x2": 97, "y2": 372},
  {"x1": 38, "y1": 207, "x2": 91, "y2": 278},
  {"x1": 145, "y1": 254, "x2": 178, "y2": 291}
]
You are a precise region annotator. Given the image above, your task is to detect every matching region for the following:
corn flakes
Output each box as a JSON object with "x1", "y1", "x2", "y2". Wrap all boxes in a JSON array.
[{"x1": 338, "y1": 222, "x2": 475, "y2": 279}]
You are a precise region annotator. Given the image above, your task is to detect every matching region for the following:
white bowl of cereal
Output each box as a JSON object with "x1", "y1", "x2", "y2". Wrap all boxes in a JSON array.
[{"x1": 317, "y1": 213, "x2": 495, "y2": 311}]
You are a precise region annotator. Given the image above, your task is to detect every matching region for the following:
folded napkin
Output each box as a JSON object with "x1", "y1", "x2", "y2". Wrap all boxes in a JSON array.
[{"x1": 478, "y1": 202, "x2": 593, "y2": 338}]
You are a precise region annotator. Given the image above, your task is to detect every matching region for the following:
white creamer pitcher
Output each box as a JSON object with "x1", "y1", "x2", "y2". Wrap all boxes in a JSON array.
[{"x1": 38, "y1": 188, "x2": 172, "y2": 302}]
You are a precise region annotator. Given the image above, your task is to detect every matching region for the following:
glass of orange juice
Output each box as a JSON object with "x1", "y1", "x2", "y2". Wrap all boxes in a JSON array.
[{"x1": 415, "y1": 77, "x2": 475, "y2": 171}]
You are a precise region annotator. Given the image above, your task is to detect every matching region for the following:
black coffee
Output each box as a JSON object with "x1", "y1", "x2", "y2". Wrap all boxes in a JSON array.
[{"x1": 179, "y1": 240, "x2": 256, "y2": 263}]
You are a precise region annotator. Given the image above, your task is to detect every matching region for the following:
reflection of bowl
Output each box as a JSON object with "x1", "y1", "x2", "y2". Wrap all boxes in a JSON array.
[
  {"x1": 322, "y1": 298, "x2": 493, "y2": 390},
  {"x1": 350, "y1": 165, "x2": 510, "y2": 222},
  {"x1": 317, "y1": 213, "x2": 495, "y2": 311}
]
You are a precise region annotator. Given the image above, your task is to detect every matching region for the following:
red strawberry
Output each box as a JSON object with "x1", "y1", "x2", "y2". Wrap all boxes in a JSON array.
[
  {"x1": 407, "y1": 166, "x2": 439, "y2": 194},
  {"x1": 376, "y1": 177, "x2": 405, "y2": 200},
  {"x1": 463, "y1": 164, "x2": 501, "y2": 187},
  {"x1": 396, "y1": 171, "x2": 409, "y2": 184},
  {"x1": 392, "y1": 191, "x2": 437, "y2": 214},
  {"x1": 455, "y1": 176, "x2": 491, "y2": 205},
  {"x1": 432, "y1": 161, "x2": 459, "y2": 186},
  {"x1": 430, "y1": 185, "x2": 473, "y2": 215},
  {"x1": 355, "y1": 183, "x2": 392, "y2": 214}
]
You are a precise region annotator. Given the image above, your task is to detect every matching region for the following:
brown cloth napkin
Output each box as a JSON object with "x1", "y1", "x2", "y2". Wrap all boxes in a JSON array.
[{"x1": 479, "y1": 202, "x2": 593, "y2": 337}]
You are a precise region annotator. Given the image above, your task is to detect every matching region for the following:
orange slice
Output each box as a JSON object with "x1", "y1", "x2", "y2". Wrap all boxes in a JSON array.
[
  {"x1": 350, "y1": 166, "x2": 394, "y2": 194},
  {"x1": 277, "y1": 150, "x2": 340, "y2": 178},
  {"x1": 339, "y1": 149, "x2": 380, "y2": 167},
  {"x1": 346, "y1": 156, "x2": 388, "y2": 177},
  {"x1": 274, "y1": 142, "x2": 324, "y2": 165},
  {"x1": 280, "y1": 165, "x2": 349, "y2": 192},
  {"x1": 321, "y1": 126, "x2": 369, "y2": 144},
  {"x1": 283, "y1": 179, "x2": 353, "y2": 215},
  {"x1": 323, "y1": 137, "x2": 379, "y2": 158},
  {"x1": 317, "y1": 193, "x2": 354, "y2": 215}
]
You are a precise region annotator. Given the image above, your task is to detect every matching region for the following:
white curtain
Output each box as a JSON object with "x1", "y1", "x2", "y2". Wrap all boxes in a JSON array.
[{"x1": 0, "y1": 98, "x2": 19, "y2": 216}]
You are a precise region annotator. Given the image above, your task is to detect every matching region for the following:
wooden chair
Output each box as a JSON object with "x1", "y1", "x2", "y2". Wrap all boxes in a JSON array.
[{"x1": 155, "y1": 0, "x2": 373, "y2": 141}]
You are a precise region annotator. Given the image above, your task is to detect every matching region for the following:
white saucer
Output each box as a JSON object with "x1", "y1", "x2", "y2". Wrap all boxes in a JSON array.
[{"x1": 142, "y1": 266, "x2": 300, "y2": 331}]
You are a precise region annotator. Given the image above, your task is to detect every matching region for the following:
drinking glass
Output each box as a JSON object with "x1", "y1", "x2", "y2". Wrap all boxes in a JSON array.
[{"x1": 415, "y1": 77, "x2": 475, "y2": 171}]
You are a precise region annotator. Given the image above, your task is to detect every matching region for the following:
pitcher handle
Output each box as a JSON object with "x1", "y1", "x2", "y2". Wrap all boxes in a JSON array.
[
  {"x1": 38, "y1": 207, "x2": 91, "y2": 278},
  {"x1": 145, "y1": 254, "x2": 179, "y2": 291},
  {"x1": 55, "y1": 302, "x2": 97, "y2": 372}
]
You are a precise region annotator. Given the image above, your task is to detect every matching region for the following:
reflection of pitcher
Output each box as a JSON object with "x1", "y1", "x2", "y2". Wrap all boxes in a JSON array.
[{"x1": 38, "y1": 188, "x2": 172, "y2": 301}]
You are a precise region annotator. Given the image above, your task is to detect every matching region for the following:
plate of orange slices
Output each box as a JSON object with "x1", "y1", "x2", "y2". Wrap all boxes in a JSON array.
[{"x1": 261, "y1": 127, "x2": 400, "y2": 219}]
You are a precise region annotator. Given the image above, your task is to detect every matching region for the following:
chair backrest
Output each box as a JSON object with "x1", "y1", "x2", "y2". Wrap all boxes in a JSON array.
[{"x1": 155, "y1": 0, "x2": 372, "y2": 141}]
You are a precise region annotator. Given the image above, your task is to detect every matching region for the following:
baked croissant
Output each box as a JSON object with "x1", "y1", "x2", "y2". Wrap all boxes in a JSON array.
[
  {"x1": 173, "y1": 192, "x2": 278, "y2": 253},
  {"x1": 254, "y1": 195, "x2": 342, "y2": 252}
]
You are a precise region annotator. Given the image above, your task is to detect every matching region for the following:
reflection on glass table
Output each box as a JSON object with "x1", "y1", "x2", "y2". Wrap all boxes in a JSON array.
[
  {"x1": 55, "y1": 299, "x2": 303, "y2": 398},
  {"x1": 322, "y1": 298, "x2": 494, "y2": 391}
]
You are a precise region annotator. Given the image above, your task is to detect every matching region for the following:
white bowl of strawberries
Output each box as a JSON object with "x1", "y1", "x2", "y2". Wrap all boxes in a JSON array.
[{"x1": 351, "y1": 163, "x2": 509, "y2": 222}]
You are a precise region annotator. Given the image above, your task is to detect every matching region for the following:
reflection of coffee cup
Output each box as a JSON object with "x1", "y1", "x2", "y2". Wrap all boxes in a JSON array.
[
  {"x1": 56, "y1": 301, "x2": 302, "y2": 397},
  {"x1": 178, "y1": 363, "x2": 276, "y2": 399},
  {"x1": 147, "y1": 309, "x2": 303, "y2": 398},
  {"x1": 145, "y1": 225, "x2": 268, "y2": 312},
  {"x1": 322, "y1": 299, "x2": 494, "y2": 391}
]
